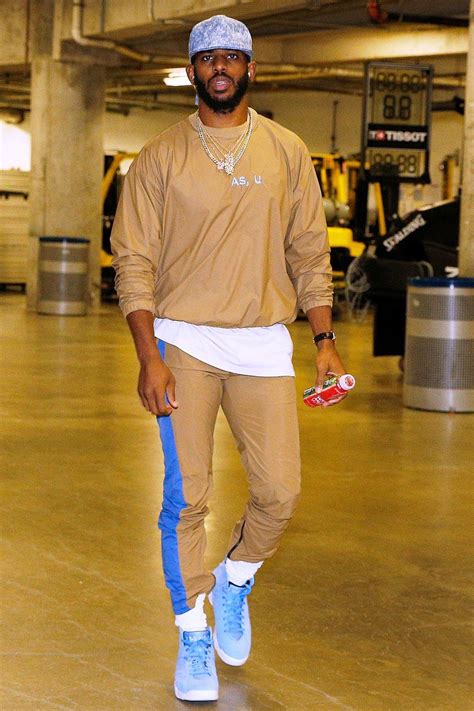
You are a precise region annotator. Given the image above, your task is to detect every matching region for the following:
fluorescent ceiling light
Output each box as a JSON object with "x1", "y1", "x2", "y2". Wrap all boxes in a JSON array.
[{"x1": 164, "y1": 69, "x2": 191, "y2": 87}]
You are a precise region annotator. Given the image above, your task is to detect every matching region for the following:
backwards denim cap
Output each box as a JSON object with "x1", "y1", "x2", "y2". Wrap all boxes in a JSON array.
[{"x1": 188, "y1": 15, "x2": 253, "y2": 61}]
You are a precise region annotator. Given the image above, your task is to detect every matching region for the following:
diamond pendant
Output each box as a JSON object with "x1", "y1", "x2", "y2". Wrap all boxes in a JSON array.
[{"x1": 224, "y1": 153, "x2": 235, "y2": 175}]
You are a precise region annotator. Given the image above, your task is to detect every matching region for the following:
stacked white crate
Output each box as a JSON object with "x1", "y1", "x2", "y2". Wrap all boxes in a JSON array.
[{"x1": 0, "y1": 171, "x2": 30, "y2": 284}]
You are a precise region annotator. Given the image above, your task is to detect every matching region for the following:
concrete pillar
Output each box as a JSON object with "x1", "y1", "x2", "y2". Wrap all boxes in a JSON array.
[
  {"x1": 27, "y1": 0, "x2": 105, "y2": 310},
  {"x1": 459, "y1": 0, "x2": 474, "y2": 276}
]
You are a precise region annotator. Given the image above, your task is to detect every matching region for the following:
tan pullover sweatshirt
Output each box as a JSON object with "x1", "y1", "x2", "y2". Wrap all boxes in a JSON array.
[{"x1": 111, "y1": 109, "x2": 333, "y2": 327}]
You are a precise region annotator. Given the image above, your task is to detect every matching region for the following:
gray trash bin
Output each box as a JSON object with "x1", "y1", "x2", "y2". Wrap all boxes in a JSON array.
[
  {"x1": 403, "y1": 277, "x2": 474, "y2": 412},
  {"x1": 37, "y1": 237, "x2": 90, "y2": 316}
]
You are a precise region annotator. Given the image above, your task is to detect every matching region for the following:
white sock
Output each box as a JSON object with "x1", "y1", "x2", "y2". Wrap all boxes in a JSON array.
[
  {"x1": 225, "y1": 558, "x2": 263, "y2": 587},
  {"x1": 174, "y1": 593, "x2": 207, "y2": 632}
]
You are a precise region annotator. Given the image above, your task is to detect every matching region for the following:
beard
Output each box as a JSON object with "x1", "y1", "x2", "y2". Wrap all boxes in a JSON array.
[{"x1": 193, "y1": 69, "x2": 249, "y2": 114}]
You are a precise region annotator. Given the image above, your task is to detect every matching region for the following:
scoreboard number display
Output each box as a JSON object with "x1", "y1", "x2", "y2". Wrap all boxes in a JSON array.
[{"x1": 362, "y1": 62, "x2": 433, "y2": 183}]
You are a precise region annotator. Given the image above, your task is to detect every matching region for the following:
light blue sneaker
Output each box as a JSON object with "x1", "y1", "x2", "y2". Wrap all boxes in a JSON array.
[
  {"x1": 174, "y1": 627, "x2": 218, "y2": 702},
  {"x1": 210, "y1": 562, "x2": 254, "y2": 666}
]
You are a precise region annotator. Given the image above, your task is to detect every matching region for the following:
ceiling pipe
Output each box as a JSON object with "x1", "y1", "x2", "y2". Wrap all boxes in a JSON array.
[
  {"x1": 72, "y1": 1, "x2": 122, "y2": 53},
  {"x1": 71, "y1": 1, "x2": 194, "y2": 65},
  {"x1": 105, "y1": 96, "x2": 194, "y2": 111},
  {"x1": 0, "y1": 95, "x2": 194, "y2": 114},
  {"x1": 0, "y1": 100, "x2": 30, "y2": 111},
  {"x1": 1, "y1": 63, "x2": 464, "y2": 98},
  {"x1": 72, "y1": 0, "x2": 155, "y2": 63},
  {"x1": 107, "y1": 62, "x2": 465, "y2": 90},
  {"x1": 253, "y1": 67, "x2": 465, "y2": 90},
  {"x1": 0, "y1": 83, "x2": 30, "y2": 93}
]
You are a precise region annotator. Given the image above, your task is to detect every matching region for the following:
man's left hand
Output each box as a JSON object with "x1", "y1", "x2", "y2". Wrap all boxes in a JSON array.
[{"x1": 315, "y1": 341, "x2": 347, "y2": 408}]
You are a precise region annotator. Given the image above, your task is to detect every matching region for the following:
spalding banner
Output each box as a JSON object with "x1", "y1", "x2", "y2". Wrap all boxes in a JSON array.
[{"x1": 375, "y1": 198, "x2": 459, "y2": 270}]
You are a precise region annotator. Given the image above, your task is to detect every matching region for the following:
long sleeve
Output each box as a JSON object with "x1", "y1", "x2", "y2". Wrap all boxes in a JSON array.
[
  {"x1": 284, "y1": 150, "x2": 333, "y2": 313},
  {"x1": 111, "y1": 148, "x2": 163, "y2": 318}
]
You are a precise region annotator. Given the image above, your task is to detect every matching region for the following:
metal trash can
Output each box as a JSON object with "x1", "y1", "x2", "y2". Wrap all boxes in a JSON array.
[
  {"x1": 37, "y1": 237, "x2": 90, "y2": 316},
  {"x1": 403, "y1": 277, "x2": 474, "y2": 412}
]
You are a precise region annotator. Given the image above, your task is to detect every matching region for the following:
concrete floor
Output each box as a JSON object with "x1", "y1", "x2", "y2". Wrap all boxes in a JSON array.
[{"x1": 1, "y1": 292, "x2": 473, "y2": 711}]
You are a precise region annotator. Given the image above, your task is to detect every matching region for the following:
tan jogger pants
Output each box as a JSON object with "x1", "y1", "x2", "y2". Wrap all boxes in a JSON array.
[{"x1": 156, "y1": 342, "x2": 301, "y2": 615}]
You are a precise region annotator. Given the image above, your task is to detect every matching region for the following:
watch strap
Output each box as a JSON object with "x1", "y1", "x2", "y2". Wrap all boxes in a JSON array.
[{"x1": 313, "y1": 331, "x2": 336, "y2": 345}]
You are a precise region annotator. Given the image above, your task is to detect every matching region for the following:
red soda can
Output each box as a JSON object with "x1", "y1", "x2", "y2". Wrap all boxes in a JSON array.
[{"x1": 303, "y1": 373, "x2": 355, "y2": 407}]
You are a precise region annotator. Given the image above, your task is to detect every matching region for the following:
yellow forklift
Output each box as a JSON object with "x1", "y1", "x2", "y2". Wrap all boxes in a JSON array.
[{"x1": 311, "y1": 153, "x2": 365, "y2": 299}]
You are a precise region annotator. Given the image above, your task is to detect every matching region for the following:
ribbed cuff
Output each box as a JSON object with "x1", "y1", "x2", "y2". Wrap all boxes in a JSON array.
[
  {"x1": 299, "y1": 297, "x2": 334, "y2": 314},
  {"x1": 119, "y1": 299, "x2": 156, "y2": 319}
]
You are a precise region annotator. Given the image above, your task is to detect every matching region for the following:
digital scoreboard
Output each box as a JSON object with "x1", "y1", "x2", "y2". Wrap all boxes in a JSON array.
[{"x1": 362, "y1": 62, "x2": 433, "y2": 183}]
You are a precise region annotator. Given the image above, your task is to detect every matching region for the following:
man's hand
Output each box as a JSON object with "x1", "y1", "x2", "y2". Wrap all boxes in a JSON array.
[
  {"x1": 306, "y1": 305, "x2": 348, "y2": 409},
  {"x1": 315, "y1": 341, "x2": 347, "y2": 408},
  {"x1": 125, "y1": 310, "x2": 178, "y2": 417},
  {"x1": 138, "y1": 352, "x2": 178, "y2": 417}
]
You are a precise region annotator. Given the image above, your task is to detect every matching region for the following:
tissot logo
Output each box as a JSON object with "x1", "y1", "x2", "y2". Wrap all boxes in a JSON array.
[
  {"x1": 367, "y1": 123, "x2": 429, "y2": 150},
  {"x1": 369, "y1": 129, "x2": 428, "y2": 143}
]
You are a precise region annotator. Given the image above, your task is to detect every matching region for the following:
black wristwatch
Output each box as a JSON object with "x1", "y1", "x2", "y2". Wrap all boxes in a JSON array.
[{"x1": 313, "y1": 331, "x2": 336, "y2": 345}]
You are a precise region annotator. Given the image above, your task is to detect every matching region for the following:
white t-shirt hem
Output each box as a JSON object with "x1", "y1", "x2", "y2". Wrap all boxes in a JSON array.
[{"x1": 154, "y1": 318, "x2": 295, "y2": 378}]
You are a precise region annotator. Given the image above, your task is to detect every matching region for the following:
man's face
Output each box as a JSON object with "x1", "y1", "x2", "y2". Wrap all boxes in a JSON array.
[{"x1": 187, "y1": 49, "x2": 255, "y2": 114}]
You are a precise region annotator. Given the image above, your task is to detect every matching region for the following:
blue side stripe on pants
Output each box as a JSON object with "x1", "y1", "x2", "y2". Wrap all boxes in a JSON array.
[{"x1": 156, "y1": 339, "x2": 190, "y2": 615}]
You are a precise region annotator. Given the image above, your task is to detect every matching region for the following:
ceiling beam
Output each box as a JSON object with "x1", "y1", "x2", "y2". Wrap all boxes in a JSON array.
[
  {"x1": 283, "y1": 26, "x2": 468, "y2": 64},
  {"x1": 73, "y1": 0, "x2": 314, "y2": 40},
  {"x1": 148, "y1": 0, "x2": 313, "y2": 23}
]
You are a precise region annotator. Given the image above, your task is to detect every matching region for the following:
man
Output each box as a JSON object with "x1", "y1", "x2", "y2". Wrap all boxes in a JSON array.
[{"x1": 111, "y1": 14, "x2": 347, "y2": 702}]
